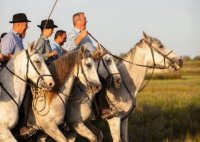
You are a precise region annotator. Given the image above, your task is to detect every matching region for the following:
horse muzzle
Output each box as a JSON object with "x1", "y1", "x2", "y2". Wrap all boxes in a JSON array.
[
  {"x1": 87, "y1": 82, "x2": 102, "y2": 94},
  {"x1": 38, "y1": 77, "x2": 55, "y2": 91},
  {"x1": 112, "y1": 74, "x2": 122, "y2": 88}
]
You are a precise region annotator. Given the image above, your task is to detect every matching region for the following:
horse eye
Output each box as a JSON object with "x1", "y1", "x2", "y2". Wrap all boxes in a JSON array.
[
  {"x1": 35, "y1": 59, "x2": 40, "y2": 64},
  {"x1": 86, "y1": 63, "x2": 92, "y2": 69},
  {"x1": 159, "y1": 45, "x2": 163, "y2": 48},
  {"x1": 106, "y1": 59, "x2": 111, "y2": 65}
]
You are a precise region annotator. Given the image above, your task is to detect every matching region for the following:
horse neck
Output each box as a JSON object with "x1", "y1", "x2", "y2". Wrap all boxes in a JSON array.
[
  {"x1": 119, "y1": 47, "x2": 148, "y2": 97},
  {"x1": 0, "y1": 51, "x2": 27, "y2": 106},
  {"x1": 58, "y1": 73, "x2": 75, "y2": 103}
]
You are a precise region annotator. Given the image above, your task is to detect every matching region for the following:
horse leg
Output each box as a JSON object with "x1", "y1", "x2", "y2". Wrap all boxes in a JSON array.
[
  {"x1": 121, "y1": 118, "x2": 129, "y2": 142},
  {"x1": 85, "y1": 121, "x2": 103, "y2": 142},
  {"x1": 36, "y1": 133, "x2": 48, "y2": 142},
  {"x1": 41, "y1": 123, "x2": 68, "y2": 142},
  {"x1": 66, "y1": 130, "x2": 77, "y2": 142},
  {"x1": 0, "y1": 128, "x2": 17, "y2": 142},
  {"x1": 106, "y1": 116, "x2": 122, "y2": 142},
  {"x1": 73, "y1": 122, "x2": 98, "y2": 142}
]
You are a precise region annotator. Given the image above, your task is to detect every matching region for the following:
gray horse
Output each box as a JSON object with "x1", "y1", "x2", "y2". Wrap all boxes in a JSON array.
[
  {"x1": 27, "y1": 46, "x2": 101, "y2": 142},
  {"x1": 64, "y1": 46, "x2": 122, "y2": 142},
  {"x1": 0, "y1": 44, "x2": 54, "y2": 142},
  {"x1": 101, "y1": 32, "x2": 183, "y2": 142}
]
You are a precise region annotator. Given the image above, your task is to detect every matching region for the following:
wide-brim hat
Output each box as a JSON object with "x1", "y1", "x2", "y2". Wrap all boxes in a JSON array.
[
  {"x1": 9, "y1": 13, "x2": 31, "y2": 23},
  {"x1": 37, "y1": 19, "x2": 58, "y2": 29}
]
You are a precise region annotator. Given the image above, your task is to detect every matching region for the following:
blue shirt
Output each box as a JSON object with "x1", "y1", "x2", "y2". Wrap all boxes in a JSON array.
[
  {"x1": 64, "y1": 28, "x2": 95, "y2": 53},
  {"x1": 1, "y1": 30, "x2": 24, "y2": 55},
  {"x1": 50, "y1": 41, "x2": 62, "y2": 58}
]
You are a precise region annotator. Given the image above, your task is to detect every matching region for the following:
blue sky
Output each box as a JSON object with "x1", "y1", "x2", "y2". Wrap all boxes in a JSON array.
[{"x1": 0, "y1": 0, "x2": 199, "y2": 57}]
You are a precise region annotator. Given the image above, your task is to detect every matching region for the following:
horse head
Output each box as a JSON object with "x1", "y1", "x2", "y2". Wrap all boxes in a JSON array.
[
  {"x1": 26, "y1": 42, "x2": 55, "y2": 90},
  {"x1": 135, "y1": 32, "x2": 183, "y2": 71},
  {"x1": 75, "y1": 45, "x2": 102, "y2": 94},
  {"x1": 92, "y1": 45, "x2": 122, "y2": 88}
]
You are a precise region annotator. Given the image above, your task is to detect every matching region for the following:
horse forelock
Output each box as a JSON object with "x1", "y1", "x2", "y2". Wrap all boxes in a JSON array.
[
  {"x1": 49, "y1": 50, "x2": 82, "y2": 89},
  {"x1": 83, "y1": 49, "x2": 92, "y2": 58},
  {"x1": 92, "y1": 47, "x2": 109, "y2": 60}
]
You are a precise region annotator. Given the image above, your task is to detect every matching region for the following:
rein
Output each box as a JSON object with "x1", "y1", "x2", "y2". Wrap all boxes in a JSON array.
[
  {"x1": 0, "y1": 50, "x2": 52, "y2": 110},
  {"x1": 97, "y1": 58, "x2": 120, "y2": 88},
  {"x1": 88, "y1": 32, "x2": 176, "y2": 119},
  {"x1": 32, "y1": 52, "x2": 93, "y2": 115},
  {"x1": 88, "y1": 32, "x2": 175, "y2": 92}
]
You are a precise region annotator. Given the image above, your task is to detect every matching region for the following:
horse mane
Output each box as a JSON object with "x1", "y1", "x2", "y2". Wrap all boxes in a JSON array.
[
  {"x1": 123, "y1": 39, "x2": 144, "y2": 64},
  {"x1": 42, "y1": 47, "x2": 91, "y2": 105},
  {"x1": 48, "y1": 50, "x2": 82, "y2": 90},
  {"x1": 92, "y1": 44, "x2": 109, "y2": 60}
]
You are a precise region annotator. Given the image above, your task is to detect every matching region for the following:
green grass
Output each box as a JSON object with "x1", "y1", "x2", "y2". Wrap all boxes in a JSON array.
[
  {"x1": 76, "y1": 61, "x2": 200, "y2": 142},
  {"x1": 128, "y1": 75, "x2": 200, "y2": 142}
]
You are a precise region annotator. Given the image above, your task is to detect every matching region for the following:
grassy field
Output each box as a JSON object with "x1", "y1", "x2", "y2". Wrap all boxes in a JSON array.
[
  {"x1": 77, "y1": 60, "x2": 200, "y2": 142},
  {"x1": 129, "y1": 75, "x2": 200, "y2": 142}
]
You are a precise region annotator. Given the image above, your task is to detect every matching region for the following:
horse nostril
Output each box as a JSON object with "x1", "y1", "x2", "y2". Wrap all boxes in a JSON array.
[
  {"x1": 96, "y1": 85, "x2": 102, "y2": 91},
  {"x1": 49, "y1": 82, "x2": 54, "y2": 87},
  {"x1": 117, "y1": 78, "x2": 121, "y2": 84}
]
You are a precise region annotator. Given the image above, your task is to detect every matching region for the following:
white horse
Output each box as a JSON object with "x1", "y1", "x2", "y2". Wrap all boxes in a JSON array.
[
  {"x1": 0, "y1": 44, "x2": 55, "y2": 142},
  {"x1": 63, "y1": 46, "x2": 122, "y2": 142},
  {"x1": 99, "y1": 32, "x2": 183, "y2": 142},
  {"x1": 27, "y1": 46, "x2": 102, "y2": 142}
]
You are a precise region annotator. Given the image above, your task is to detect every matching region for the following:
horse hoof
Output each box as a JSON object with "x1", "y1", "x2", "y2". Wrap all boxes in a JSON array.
[{"x1": 19, "y1": 126, "x2": 37, "y2": 139}]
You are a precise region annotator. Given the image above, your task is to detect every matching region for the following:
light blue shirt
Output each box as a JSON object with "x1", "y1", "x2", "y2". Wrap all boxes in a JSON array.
[
  {"x1": 65, "y1": 28, "x2": 95, "y2": 53},
  {"x1": 50, "y1": 41, "x2": 62, "y2": 58},
  {"x1": 1, "y1": 30, "x2": 24, "y2": 55}
]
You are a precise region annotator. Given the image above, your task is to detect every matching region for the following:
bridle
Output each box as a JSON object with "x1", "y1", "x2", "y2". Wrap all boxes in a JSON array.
[
  {"x1": 33, "y1": 52, "x2": 95, "y2": 116},
  {"x1": 144, "y1": 40, "x2": 174, "y2": 69},
  {"x1": 0, "y1": 50, "x2": 52, "y2": 110},
  {"x1": 96, "y1": 55, "x2": 120, "y2": 88},
  {"x1": 76, "y1": 55, "x2": 93, "y2": 94}
]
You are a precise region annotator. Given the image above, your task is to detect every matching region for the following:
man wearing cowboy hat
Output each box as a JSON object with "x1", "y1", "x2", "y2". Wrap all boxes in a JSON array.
[
  {"x1": 19, "y1": 19, "x2": 58, "y2": 137},
  {"x1": 1, "y1": 13, "x2": 31, "y2": 59},
  {"x1": 35, "y1": 19, "x2": 58, "y2": 65}
]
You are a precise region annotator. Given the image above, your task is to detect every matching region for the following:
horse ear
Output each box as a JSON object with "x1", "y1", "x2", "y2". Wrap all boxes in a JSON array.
[
  {"x1": 80, "y1": 45, "x2": 86, "y2": 54},
  {"x1": 28, "y1": 41, "x2": 36, "y2": 54},
  {"x1": 143, "y1": 31, "x2": 150, "y2": 41},
  {"x1": 96, "y1": 43, "x2": 101, "y2": 51},
  {"x1": 80, "y1": 45, "x2": 87, "y2": 58},
  {"x1": 91, "y1": 43, "x2": 102, "y2": 60}
]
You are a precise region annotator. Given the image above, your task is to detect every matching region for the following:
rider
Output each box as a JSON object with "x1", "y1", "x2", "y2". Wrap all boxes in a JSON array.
[
  {"x1": 50, "y1": 30, "x2": 67, "y2": 60},
  {"x1": 19, "y1": 19, "x2": 58, "y2": 137},
  {"x1": 65, "y1": 12, "x2": 95, "y2": 53},
  {"x1": 36, "y1": 19, "x2": 58, "y2": 65},
  {"x1": 65, "y1": 12, "x2": 111, "y2": 118},
  {"x1": 1, "y1": 13, "x2": 30, "y2": 60}
]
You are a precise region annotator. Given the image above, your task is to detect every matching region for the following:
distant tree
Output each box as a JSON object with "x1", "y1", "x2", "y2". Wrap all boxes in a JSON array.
[
  {"x1": 193, "y1": 55, "x2": 200, "y2": 61},
  {"x1": 183, "y1": 55, "x2": 191, "y2": 61}
]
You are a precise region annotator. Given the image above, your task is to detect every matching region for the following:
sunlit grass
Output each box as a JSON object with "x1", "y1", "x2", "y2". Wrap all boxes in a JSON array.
[
  {"x1": 76, "y1": 61, "x2": 200, "y2": 142},
  {"x1": 128, "y1": 75, "x2": 200, "y2": 142}
]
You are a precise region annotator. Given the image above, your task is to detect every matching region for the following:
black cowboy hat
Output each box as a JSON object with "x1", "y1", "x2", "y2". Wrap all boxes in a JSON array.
[
  {"x1": 9, "y1": 13, "x2": 31, "y2": 23},
  {"x1": 37, "y1": 19, "x2": 58, "y2": 29}
]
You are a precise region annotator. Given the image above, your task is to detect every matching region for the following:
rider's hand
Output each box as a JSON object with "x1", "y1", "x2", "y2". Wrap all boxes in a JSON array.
[
  {"x1": 49, "y1": 50, "x2": 58, "y2": 57},
  {"x1": 79, "y1": 30, "x2": 88, "y2": 39}
]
